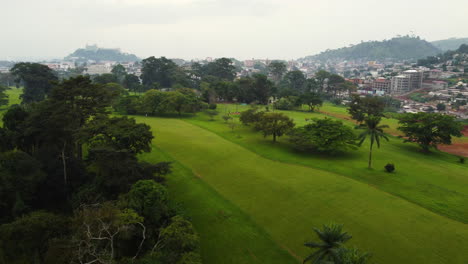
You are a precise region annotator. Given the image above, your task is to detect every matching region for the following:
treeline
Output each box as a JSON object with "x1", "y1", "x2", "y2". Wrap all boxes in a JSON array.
[
  {"x1": 0, "y1": 75, "x2": 202, "y2": 263},
  {"x1": 304, "y1": 36, "x2": 440, "y2": 62},
  {"x1": 417, "y1": 44, "x2": 468, "y2": 68}
]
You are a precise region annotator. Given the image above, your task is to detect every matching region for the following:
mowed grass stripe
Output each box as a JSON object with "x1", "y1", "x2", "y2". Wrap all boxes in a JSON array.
[
  {"x1": 136, "y1": 116, "x2": 468, "y2": 264},
  {"x1": 140, "y1": 146, "x2": 298, "y2": 264},
  {"x1": 187, "y1": 107, "x2": 468, "y2": 223}
]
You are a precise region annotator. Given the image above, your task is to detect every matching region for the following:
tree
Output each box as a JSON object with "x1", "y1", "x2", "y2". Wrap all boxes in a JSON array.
[
  {"x1": 239, "y1": 108, "x2": 264, "y2": 126},
  {"x1": 358, "y1": 116, "x2": 389, "y2": 168},
  {"x1": 203, "y1": 58, "x2": 236, "y2": 81},
  {"x1": 141, "y1": 57, "x2": 179, "y2": 88},
  {"x1": 398, "y1": 112, "x2": 462, "y2": 152},
  {"x1": 288, "y1": 118, "x2": 356, "y2": 154},
  {"x1": 314, "y1": 70, "x2": 331, "y2": 93},
  {"x1": 93, "y1": 73, "x2": 119, "y2": 84},
  {"x1": 0, "y1": 211, "x2": 70, "y2": 264},
  {"x1": 111, "y1": 64, "x2": 127, "y2": 84},
  {"x1": 282, "y1": 70, "x2": 307, "y2": 93},
  {"x1": 254, "y1": 113, "x2": 295, "y2": 142},
  {"x1": 123, "y1": 74, "x2": 141, "y2": 94},
  {"x1": 154, "y1": 216, "x2": 201, "y2": 264},
  {"x1": 303, "y1": 223, "x2": 352, "y2": 264},
  {"x1": 301, "y1": 92, "x2": 323, "y2": 112},
  {"x1": 327, "y1": 74, "x2": 346, "y2": 97},
  {"x1": 267, "y1": 61, "x2": 287, "y2": 83},
  {"x1": 251, "y1": 74, "x2": 274, "y2": 104},
  {"x1": 71, "y1": 203, "x2": 145, "y2": 264},
  {"x1": 205, "y1": 109, "x2": 219, "y2": 121},
  {"x1": 436, "y1": 103, "x2": 446, "y2": 111},
  {"x1": 123, "y1": 180, "x2": 170, "y2": 228},
  {"x1": 0, "y1": 85, "x2": 8, "y2": 107},
  {"x1": 10, "y1": 62, "x2": 58, "y2": 103},
  {"x1": 347, "y1": 95, "x2": 384, "y2": 124}
]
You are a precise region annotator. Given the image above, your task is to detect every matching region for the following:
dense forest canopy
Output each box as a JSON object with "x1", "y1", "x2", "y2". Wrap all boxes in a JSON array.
[
  {"x1": 431, "y1": 37, "x2": 468, "y2": 51},
  {"x1": 303, "y1": 36, "x2": 441, "y2": 62}
]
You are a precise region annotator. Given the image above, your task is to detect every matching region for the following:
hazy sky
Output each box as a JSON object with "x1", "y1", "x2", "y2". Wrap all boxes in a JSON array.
[{"x1": 2, "y1": 0, "x2": 468, "y2": 61}]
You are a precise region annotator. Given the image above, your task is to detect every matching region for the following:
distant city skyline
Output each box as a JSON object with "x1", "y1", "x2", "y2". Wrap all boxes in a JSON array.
[{"x1": 2, "y1": 0, "x2": 468, "y2": 61}]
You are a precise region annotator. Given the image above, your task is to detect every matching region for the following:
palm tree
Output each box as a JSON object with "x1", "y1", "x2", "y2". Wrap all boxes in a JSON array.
[
  {"x1": 358, "y1": 115, "x2": 389, "y2": 169},
  {"x1": 303, "y1": 223, "x2": 352, "y2": 264}
]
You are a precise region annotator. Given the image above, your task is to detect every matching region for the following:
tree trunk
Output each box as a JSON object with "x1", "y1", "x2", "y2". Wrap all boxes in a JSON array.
[
  {"x1": 368, "y1": 142, "x2": 373, "y2": 169},
  {"x1": 61, "y1": 142, "x2": 67, "y2": 187},
  {"x1": 273, "y1": 133, "x2": 277, "y2": 142}
]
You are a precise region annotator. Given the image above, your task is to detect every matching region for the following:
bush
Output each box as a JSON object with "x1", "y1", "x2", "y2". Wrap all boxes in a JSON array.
[
  {"x1": 384, "y1": 163, "x2": 395, "y2": 173},
  {"x1": 459, "y1": 157, "x2": 465, "y2": 164},
  {"x1": 208, "y1": 103, "x2": 217, "y2": 110},
  {"x1": 239, "y1": 109, "x2": 264, "y2": 125}
]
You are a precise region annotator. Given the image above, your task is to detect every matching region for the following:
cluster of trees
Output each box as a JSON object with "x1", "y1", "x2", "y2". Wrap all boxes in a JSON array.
[
  {"x1": 239, "y1": 107, "x2": 357, "y2": 154},
  {"x1": 116, "y1": 88, "x2": 204, "y2": 116},
  {"x1": 0, "y1": 75, "x2": 201, "y2": 264}
]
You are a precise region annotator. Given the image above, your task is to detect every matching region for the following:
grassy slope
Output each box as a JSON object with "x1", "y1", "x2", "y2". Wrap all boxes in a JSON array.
[
  {"x1": 135, "y1": 116, "x2": 468, "y2": 264},
  {"x1": 187, "y1": 105, "x2": 468, "y2": 223},
  {"x1": 140, "y1": 147, "x2": 298, "y2": 264}
]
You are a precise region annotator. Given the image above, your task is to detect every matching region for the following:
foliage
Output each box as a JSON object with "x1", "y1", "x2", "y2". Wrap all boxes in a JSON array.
[
  {"x1": 384, "y1": 163, "x2": 395, "y2": 173},
  {"x1": 0, "y1": 211, "x2": 70, "y2": 264},
  {"x1": 141, "y1": 56, "x2": 184, "y2": 88},
  {"x1": 0, "y1": 85, "x2": 8, "y2": 107},
  {"x1": 358, "y1": 116, "x2": 389, "y2": 168},
  {"x1": 307, "y1": 36, "x2": 440, "y2": 61},
  {"x1": 303, "y1": 223, "x2": 352, "y2": 264},
  {"x1": 155, "y1": 215, "x2": 201, "y2": 264},
  {"x1": 253, "y1": 112, "x2": 295, "y2": 142},
  {"x1": 398, "y1": 113, "x2": 462, "y2": 152},
  {"x1": 347, "y1": 95, "x2": 385, "y2": 123},
  {"x1": 205, "y1": 109, "x2": 219, "y2": 121},
  {"x1": 10, "y1": 62, "x2": 58, "y2": 103},
  {"x1": 301, "y1": 92, "x2": 323, "y2": 111},
  {"x1": 274, "y1": 96, "x2": 299, "y2": 110},
  {"x1": 267, "y1": 61, "x2": 287, "y2": 83},
  {"x1": 436, "y1": 103, "x2": 446, "y2": 111},
  {"x1": 239, "y1": 108, "x2": 265, "y2": 125},
  {"x1": 288, "y1": 118, "x2": 357, "y2": 154}
]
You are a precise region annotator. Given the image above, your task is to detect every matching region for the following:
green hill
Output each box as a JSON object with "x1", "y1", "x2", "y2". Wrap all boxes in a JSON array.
[
  {"x1": 64, "y1": 45, "x2": 139, "y2": 62},
  {"x1": 431, "y1": 37, "x2": 468, "y2": 51},
  {"x1": 304, "y1": 36, "x2": 440, "y2": 62}
]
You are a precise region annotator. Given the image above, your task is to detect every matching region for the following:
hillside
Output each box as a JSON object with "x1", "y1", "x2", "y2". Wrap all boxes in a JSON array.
[
  {"x1": 303, "y1": 36, "x2": 440, "y2": 62},
  {"x1": 431, "y1": 37, "x2": 468, "y2": 51},
  {"x1": 64, "y1": 44, "x2": 139, "y2": 62}
]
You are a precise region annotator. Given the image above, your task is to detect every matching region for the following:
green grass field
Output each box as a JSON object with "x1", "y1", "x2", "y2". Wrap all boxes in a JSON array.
[{"x1": 135, "y1": 115, "x2": 468, "y2": 264}]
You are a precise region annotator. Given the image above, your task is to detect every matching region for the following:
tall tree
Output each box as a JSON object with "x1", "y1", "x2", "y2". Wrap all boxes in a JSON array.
[
  {"x1": 141, "y1": 56, "x2": 179, "y2": 88},
  {"x1": 282, "y1": 70, "x2": 307, "y2": 93},
  {"x1": 314, "y1": 70, "x2": 331, "y2": 93},
  {"x1": 254, "y1": 113, "x2": 295, "y2": 142},
  {"x1": 347, "y1": 95, "x2": 385, "y2": 124},
  {"x1": 203, "y1": 58, "x2": 236, "y2": 81},
  {"x1": 111, "y1": 64, "x2": 127, "y2": 84},
  {"x1": 303, "y1": 223, "x2": 352, "y2": 264},
  {"x1": 267, "y1": 61, "x2": 287, "y2": 84},
  {"x1": 358, "y1": 116, "x2": 389, "y2": 168},
  {"x1": 398, "y1": 112, "x2": 462, "y2": 152},
  {"x1": 10, "y1": 62, "x2": 58, "y2": 103}
]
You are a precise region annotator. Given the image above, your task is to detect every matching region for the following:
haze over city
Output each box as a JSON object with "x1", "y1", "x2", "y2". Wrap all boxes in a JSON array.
[{"x1": 2, "y1": 0, "x2": 468, "y2": 60}]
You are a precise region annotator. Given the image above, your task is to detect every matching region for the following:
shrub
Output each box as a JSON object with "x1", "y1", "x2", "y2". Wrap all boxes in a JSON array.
[
  {"x1": 239, "y1": 109, "x2": 264, "y2": 125},
  {"x1": 459, "y1": 157, "x2": 465, "y2": 164},
  {"x1": 222, "y1": 115, "x2": 232, "y2": 123},
  {"x1": 208, "y1": 103, "x2": 217, "y2": 110},
  {"x1": 384, "y1": 163, "x2": 395, "y2": 173}
]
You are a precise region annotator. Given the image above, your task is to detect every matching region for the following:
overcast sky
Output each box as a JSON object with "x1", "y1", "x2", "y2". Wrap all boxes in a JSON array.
[{"x1": 2, "y1": 0, "x2": 467, "y2": 61}]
